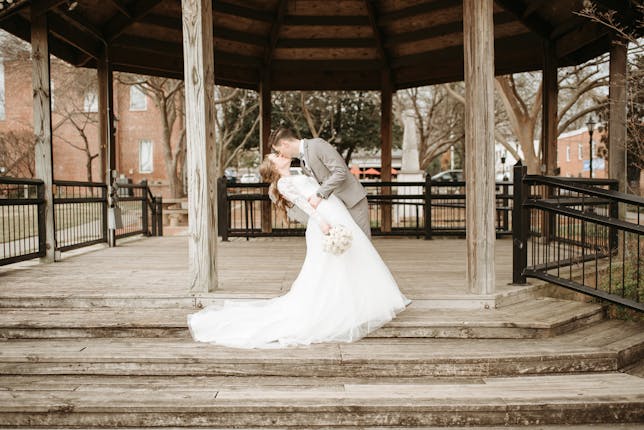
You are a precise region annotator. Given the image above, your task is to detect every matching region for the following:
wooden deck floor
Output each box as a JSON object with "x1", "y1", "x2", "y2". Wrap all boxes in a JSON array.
[{"x1": 0, "y1": 236, "x2": 541, "y2": 308}]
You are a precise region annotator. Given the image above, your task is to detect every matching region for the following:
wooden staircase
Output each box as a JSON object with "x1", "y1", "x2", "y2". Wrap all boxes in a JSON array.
[{"x1": 0, "y1": 296, "x2": 642, "y2": 427}]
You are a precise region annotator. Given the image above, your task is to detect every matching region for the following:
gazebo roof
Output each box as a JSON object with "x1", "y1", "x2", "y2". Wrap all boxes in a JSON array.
[{"x1": 0, "y1": 0, "x2": 638, "y2": 90}]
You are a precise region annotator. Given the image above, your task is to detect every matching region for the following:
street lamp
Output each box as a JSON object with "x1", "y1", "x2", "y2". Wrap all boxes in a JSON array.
[{"x1": 586, "y1": 115, "x2": 596, "y2": 178}]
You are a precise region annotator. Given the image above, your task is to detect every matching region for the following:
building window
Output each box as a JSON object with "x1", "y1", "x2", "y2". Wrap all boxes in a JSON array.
[
  {"x1": 129, "y1": 85, "x2": 147, "y2": 111},
  {"x1": 578, "y1": 143, "x2": 583, "y2": 160},
  {"x1": 83, "y1": 90, "x2": 98, "y2": 112},
  {"x1": 139, "y1": 140, "x2": 153, "y2": 173},
  {"x1": 0, "y1": 58, "x2": 5, "y2": 120},
  {"x1": 591, "y1": 140, "x2": 596, "y2": 158},
  {"x1": 565, "y1": 145, "x2": 571, "y2": 162}
]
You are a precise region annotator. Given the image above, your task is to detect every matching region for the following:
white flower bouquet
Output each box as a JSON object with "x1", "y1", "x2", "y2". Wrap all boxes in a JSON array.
[{"x1": 323, "y1": 224, "x2": 353, "y2": 255}]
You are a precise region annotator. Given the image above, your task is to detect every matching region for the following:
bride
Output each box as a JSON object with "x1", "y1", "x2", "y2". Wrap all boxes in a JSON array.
[{"x1": 187, "y1": 153, "x2": 411, "y2": 349}]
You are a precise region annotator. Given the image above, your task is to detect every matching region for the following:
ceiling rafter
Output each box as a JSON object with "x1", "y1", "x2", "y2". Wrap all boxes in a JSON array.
[
  {"x1": 378, "y1": 0, "x2": 455, "y2": 25},
  {"x1": 264, "y1": 0, "x2": 288, "y2": 67},
  {"x1": 103, "y1": 0, "x2": 163, "y2": 42},
  {"x1": 364, "y1": 0, "x2": 389, "y2": 68},
  {"x1": 212, "y1": 1, "x2": 273, "y2": 22},
  {"x1": 494, "y1": 0, "x2": 553, "y2": 40},
  {"x1": 107, "y1": 0, "x2": 131, "y2": 19},
  {"x1": 47, "y1": 11, "x2": 101, "y2": 58}
]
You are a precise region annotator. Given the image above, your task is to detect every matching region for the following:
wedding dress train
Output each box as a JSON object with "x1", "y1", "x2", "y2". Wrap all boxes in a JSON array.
[{"x1": 187, "y1": 174, "x2": 412, "y2": 348}]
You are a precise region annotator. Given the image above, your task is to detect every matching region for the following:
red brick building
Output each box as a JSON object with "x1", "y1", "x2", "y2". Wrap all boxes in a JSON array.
[
  {"x1": 0, "y1": 55, "x2": 182, "y2": 198},
  {"x1": 557, "y1": 127, "x2": 608, "y2": 179}
]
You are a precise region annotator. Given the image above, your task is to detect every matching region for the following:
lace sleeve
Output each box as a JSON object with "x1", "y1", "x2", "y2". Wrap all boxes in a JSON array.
[{"x1": 277, "y1": 177, "x2": 327, "y2": 228}]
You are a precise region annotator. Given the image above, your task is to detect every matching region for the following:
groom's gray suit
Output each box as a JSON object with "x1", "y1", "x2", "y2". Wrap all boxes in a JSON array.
[{"x1": 285, "y1": 138, "x2": 371, "y2": 238}]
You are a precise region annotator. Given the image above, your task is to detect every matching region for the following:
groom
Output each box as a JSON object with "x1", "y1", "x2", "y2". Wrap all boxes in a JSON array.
[{"x1": 269, "y1": 127, "x2": 371, "y2": 239}]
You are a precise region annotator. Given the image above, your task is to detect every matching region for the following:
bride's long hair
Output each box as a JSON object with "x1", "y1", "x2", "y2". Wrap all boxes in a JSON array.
[{"x1": 259, "y1": 156, "x2": 293, "y2": 219}]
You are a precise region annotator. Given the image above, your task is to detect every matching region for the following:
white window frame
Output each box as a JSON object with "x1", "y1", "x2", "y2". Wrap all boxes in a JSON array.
[
  {"x1": 565, "y1": 145, "x2": 571, "y2": 162},
  {"x1": 139, "y1": 140, "x2": 153, "y2": 173},
  {"x1": 578, "y1": 143, "x2": 583, "y2": 160},
  {"x1": 83, "y1": 90, "x2": 98, "y2": 112},
  {"x1": 129, "y1": 85, "x2": 147, "y2": 111},
  {"x1": 0, "y1": 58, "x2": 5, "y2": 121}
]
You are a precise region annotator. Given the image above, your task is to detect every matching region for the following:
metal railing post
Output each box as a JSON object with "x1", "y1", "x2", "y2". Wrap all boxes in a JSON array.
[
  {"x1": 141, "y1": 180, "x2": 149, "y2": 236},
  {"x1": 512, "y1": 163, "x2": 529, "y2": 285},
  {"x1": 156, "y1": 196, "x2": 163, "y2": 236},
  {"x1": 609, "y1": 180, "x2": 619, "y2": 252},
  {"x1": 424, "y1": 175, "x2": 432, "y2": 240},
  {"x1": 217, "y1": 177, "x2": 229, "y2": 242},
  {"x1": 37, "y1": 182, "x2": 47, "y2": 258}
]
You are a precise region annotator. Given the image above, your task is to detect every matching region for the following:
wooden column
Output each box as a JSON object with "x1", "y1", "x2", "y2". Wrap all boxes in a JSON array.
[
  {"x1": 380, "y1": 70, "x2": 392, "y2": 233},
  {"x1": 259, "y1": 72, "x2": 272, "y2": 233},
  {"x1": 31, "y1": 6, "x2": 55, "y2": 263},
  {"x1": 97, "y1": 45, "x2": 117, "y2": 246},
  {"x1": 541, "y1": 40, "x2": 558, "y2": 176},
  {"x1": 608, "y1": 38, "x2": 627, "y2": 200},
  {"x1": 463, "y1": 0, "x2": 496, "y2": 295},
  {"x1": 181, "y1": 0, "x2": 218, "y2": 292}
]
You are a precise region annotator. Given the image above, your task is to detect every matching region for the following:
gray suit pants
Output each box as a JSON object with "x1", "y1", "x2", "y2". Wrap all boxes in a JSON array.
[{"x1": 347, "y1": 196, "x2": 371, "y2": 239}]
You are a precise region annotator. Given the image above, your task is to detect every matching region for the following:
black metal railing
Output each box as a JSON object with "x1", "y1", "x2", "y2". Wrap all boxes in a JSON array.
[
  {"x1": 53, "y1": 180, "x2": 107, "y2": 252},
  {"x1": 0, "y1": 177, "x2": 46, "y2": 265},
  {"x1": 513, "y1": 164, "x2": 643, "y2": 311},
  {"x1": 1, "y1": 177, "x2": 162, "y2": 267},
  {"x1": 115, "y1": 180, "x2": 163, "y2": 239},
  {"x1": 218, "y1": 176, "x2": 513, "y2": 240}
]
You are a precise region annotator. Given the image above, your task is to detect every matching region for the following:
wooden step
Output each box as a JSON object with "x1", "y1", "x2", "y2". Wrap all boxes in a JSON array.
[
  {"x1": 0, "y1": 297, "x2": 605, "y2": 339},
  {"x1": 0, "y1": 320, "x2": 641, "y2": 378},
  {"x1": 0, "y1": 373, "x2": 642, "y2": 427}
]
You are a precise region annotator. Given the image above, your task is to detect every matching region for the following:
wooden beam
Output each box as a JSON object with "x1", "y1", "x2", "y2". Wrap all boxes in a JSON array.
[
  {"x1": 108, "y1": 0, "x2": 132, "y2": 18},
  {"x1": 30, "y1": 6, "x2": 56, "y2": 262},
  {"x1": 212, "y1": 1, "x2": 273, "y2": 22},
  {"x1": 608, "y1": 38, "x2": 627, "y2": 198},
  {"x1": 52, "y1": 8, "x2": 107, "y2": 43},
  {"x1": 541, "y1": 39, "x2": 558, "y2": 175},
  {"x1": 259, "y1": 72, "x2": 272, "y2": 233},
  {"x1": 264, "y1": 0, "x2": 287, "y2": 67},
  {"x1": 522, "y1": 0, "x2": 550, "y2": 19},
  {"x1": 283, "y1": 15, "x2": 370, "y2": 26},
  {"x1": 181, "y1": 0, "x2": 218, "y2": 292},
  {"x1": 277, "y1": 38, "x2": 374, "y2": 48},
  {"x1": 0, "y1": 0, "x2": 29, "y2": 23},
  {"x1": 272, "y1": 59, "x2": 381, "y2": 71},
  {"x1": 104, "y1": 0, "x2": 163, "y2": 42},
  {"x1": 380, "y1": 69, "x2": 393, "y2": 233},
  {"x1": 97, "y1": 45, "x2": 116, "y2": 246},
  {"x1": 30, "y1": 0, "x2": 66, "y2": 17},
  {"x1": 494, "y1": 0, "x2": 552, "y2": 40},
  {"x1": 364, "y1": 0, "x2": 388, "y2": 67},
  {"x1": 47, "y1": 12, "x2": 101, "y2": 59},
  {"x1": 463, "y1": 0, "x2": 496, "y2": 294},
  {"x1": 378, "y1": 0, "x2": 455, "y2": 25}
]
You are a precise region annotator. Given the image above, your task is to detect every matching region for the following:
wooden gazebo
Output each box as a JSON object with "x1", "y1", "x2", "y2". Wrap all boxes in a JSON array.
[{"x1": 0, "y1": 0, "x2": 636, "y2": 294}]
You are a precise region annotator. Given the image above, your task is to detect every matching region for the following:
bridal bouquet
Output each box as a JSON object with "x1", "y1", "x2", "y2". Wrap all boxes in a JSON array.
[{"x1": 323, "y1": 224, "x2": 353, "y2": 255}]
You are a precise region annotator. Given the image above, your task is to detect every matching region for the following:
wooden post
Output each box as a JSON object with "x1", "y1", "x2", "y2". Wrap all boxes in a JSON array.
[
  {"x1": 98, "y1": 45, "x2": 116, "y2": 246},
  {"x1": 259, "y1": 72, "x2": 272, "y2": 233},
  {"x1": 541, "y1": 40, "x2": 558, "y2": 176},
  {"x1": 463, "y1": 0, "x2": 496, "y2": 295},
  {"x1": 608, "y1": 38, "x2": 627, "y2": 204},
  {"x1": 380, "y1": 70, "x2": 392, "y2": 233},
  {"x1": 181, "y1": 0, "x2": 218, "y2": 292},
  {"x1": 31, "y1": 6, "x2": 55, "y2": 263}
]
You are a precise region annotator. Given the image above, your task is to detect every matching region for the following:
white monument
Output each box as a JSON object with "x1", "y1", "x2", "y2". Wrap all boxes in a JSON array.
[{"x1": 396, "y1": 110, "x2": 425, "y2": 225}]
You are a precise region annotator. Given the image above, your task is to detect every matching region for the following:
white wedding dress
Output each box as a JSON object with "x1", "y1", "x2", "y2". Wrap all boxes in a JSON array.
[{"x1": 187, "y1": 174, "x2": 412, "y2": 349}]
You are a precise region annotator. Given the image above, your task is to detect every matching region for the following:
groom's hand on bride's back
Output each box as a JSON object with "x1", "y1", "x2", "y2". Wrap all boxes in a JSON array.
[{"x1": 308, "y1": 194, "x2": 322, "y2": 209}]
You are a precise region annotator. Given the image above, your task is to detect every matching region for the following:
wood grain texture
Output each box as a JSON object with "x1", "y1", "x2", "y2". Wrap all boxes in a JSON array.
[
  {"x1": 463, "y1": 0, "x2": 496, "y2": 295},
  {"x1": 181, "y1": 0, "x2": 219, "y2": 292},
  {"x1": 541, "y1": 40, "x2": 558, "y2": 175},
  {"x1": 30, "y1": 8, "x2": 55, "y2": 263},
  {"x1": 380, "y1": 70, "x2": 393, "y2": 233},
  {"x1": 608, "y1": 39, "x2": 627, "y2": 198}
]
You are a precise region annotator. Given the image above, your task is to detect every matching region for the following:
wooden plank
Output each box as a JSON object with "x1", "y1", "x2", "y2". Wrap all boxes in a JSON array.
[
  {"x1": 541, "y1": 39, "x2": 558, "y2": 175},
  {"x1": 31, "y1": 5, "x2": 56, "y2": 263},
  {"x1": 463, "y1": 0, "x2": 496, "y2": 294},
  {"x1": 181, "y1": 0, "x2": 218, "y2": 292},
  {"x1": 104, "y1": 0, "x2": 164, "y2": 41},
  {"x1": 608, "y1": 38, "x2": 627, "y2": 197},
  {"x1": 259, "y1": 73, "x2": 272, "y2": 234}
]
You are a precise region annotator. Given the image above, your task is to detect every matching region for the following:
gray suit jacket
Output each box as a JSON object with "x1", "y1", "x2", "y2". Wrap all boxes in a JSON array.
[{"x1": 301, "y1": 138, "x2": 367, "y2": 208}]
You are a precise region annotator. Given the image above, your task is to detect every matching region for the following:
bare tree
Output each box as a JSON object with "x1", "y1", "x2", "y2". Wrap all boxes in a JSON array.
[
  {"x1": 0, "y1": 130, "x2": 35, "y2": 178},
  {"x1": 52, "y1": 62, "x2": 100, "y2": 182},
  {"x1": 117, "y1": 74, "x2": 186, "y2": 197}
]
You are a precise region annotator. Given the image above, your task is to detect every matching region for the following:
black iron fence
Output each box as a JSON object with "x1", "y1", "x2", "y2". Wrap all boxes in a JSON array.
[
  {"x1": 115, "y1": 180, "x2": 163, "y2": 239},
  {"x1": 53, "y1": 180, "x2": 107, "y2": 252},
  {"x1": 0, "y1": 177, "x2": 45, "y2": 265},
  {"x1": 218, "y1": 176, "x2": 513, "y2": 240},
  {"x1": 513, "y1": 164, "x2": 643, "y2": 311},
  {"x1": 1, "y1": 177, "x2": 162, "y2": 267}
]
